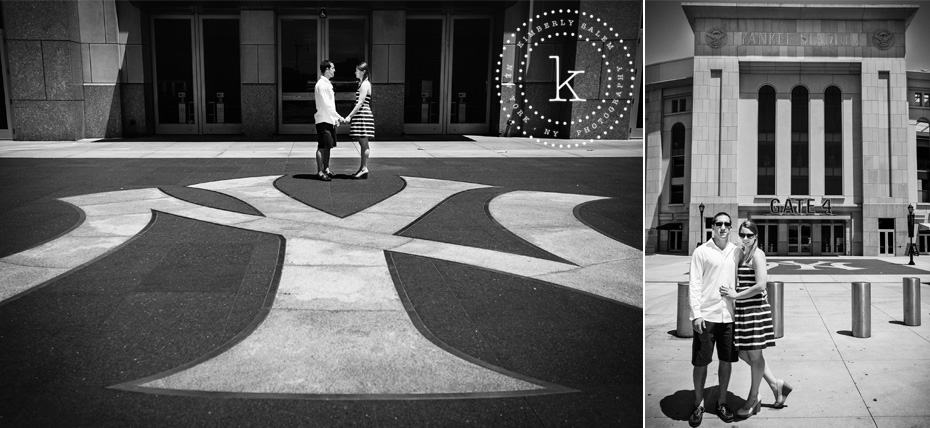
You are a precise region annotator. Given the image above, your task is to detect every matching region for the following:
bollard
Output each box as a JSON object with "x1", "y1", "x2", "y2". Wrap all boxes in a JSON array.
[
  {"x1": 677, "y1": 282, "x2": 693, "y2": 338},
  {"x1": 851, "y1": 282, "x2": 871, "y2": 338},
  {"x1": 903, "y1": 277, "x2": 922, "y2": 326},
  {"x1": 766, "y1": 281, "x2": 784, "y2": 339}
]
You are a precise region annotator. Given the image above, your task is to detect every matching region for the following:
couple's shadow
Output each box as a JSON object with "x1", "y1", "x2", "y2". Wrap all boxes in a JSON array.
[
  {"x1": 660, "y1": 387, "x2": 778, "y2": 421},
  {"x1": 293, "y1": 173, "x2": 357, "y2": 181}
]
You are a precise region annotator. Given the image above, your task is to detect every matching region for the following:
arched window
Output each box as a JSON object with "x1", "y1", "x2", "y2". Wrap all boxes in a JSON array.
[
  {"x1": 824, "y1": 86, "x2": 843, "y2": 195},
  {"x1": 757, "y1": 86, "x2": 776, "y2": 194},
  {"x1": 791, "y1": 86, "x2": 809, "y2": 195},
  {"x1": 670, "y1": 123, "x2": 686, "y2": 204},
  {"x1": 918, "y1": 119, "x2": 929, "y2": 202}
]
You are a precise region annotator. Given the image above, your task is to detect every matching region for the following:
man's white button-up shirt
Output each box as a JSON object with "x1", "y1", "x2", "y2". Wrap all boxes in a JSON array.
[
  {"x1": 689, "y1": 239, "x2": 738, "y2": 322},
  {"x1": 313, "y1": 76, "x2": 340, "y2": 125}
]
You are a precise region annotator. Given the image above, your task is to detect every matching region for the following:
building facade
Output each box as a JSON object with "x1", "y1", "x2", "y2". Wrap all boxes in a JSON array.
[
  {"x1": 0, "y1": 0, "x2": 641, "y2": 141},
  {"x1": 645, "y1": 3, "x2": 929, "y2": 257}
]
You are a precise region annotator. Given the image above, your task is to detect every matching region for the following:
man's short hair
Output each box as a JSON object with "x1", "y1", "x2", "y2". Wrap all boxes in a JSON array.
[
  {"x1": 712, "y1": 212, "x2": 731, "y2": 223},
  {"x1": 320, "y1": 59, "x2": 334, "y2": 74}
]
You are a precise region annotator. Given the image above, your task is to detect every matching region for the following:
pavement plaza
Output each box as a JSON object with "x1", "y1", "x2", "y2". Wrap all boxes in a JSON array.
[
  {"x1": 645, "y1": 254, "x2": 930, "y2": 428},
  {"x1": 0, "y1": 137, "x2": 639, "y2": 426}
]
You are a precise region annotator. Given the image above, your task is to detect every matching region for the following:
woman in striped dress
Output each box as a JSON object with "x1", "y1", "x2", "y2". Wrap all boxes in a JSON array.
[
  {"x1": 346, "y1": 62, "x2": 374, "y2": 179},
  {"x1": 720, "y1": 220, "x2": 792, "y2": 418}
]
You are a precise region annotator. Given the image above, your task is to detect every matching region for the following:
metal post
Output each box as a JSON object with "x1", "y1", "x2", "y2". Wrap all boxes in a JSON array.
[
  {"x1": 904, "y1": 277, "x2": 922, "y2": 326},
  {"x1": 677, "y1": 282, "x2": 693, "y2": 338},
  {"x1": 766, "y1": 281, "x2": 784, "y2": 338},
  {"x1": 852, "y1": 282, "x2": 871, "y2": 338}
]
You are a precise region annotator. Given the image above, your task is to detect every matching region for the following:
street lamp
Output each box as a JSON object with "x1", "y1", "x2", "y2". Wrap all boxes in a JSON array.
[
  {"x1": 698, "y1": 202, "x2": 705, "y2": 248},
  {"x1": 908, "y1": 203, "x2": 915, "y2": 265}
]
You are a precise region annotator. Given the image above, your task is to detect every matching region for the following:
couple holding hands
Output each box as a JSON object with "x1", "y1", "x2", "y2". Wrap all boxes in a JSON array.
[
  {"x1": 687, "y1": 212, "x2": 794, "y2": 426},
  {"x1": 313, "y1": 59, "x2": 374, "y2": 181}
]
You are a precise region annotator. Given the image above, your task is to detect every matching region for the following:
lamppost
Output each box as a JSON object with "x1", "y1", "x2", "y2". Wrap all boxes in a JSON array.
[
  {"x1": 698, "y1": 202, "x2": 705, "y2": 248},
  {"x1": 908, "y1": 203, "x2": 915, "y2": 265}
]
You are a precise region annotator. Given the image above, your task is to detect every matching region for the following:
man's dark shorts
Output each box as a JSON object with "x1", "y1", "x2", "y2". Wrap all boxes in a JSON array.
[
  {"x1": 692, "y1": 320, "x2": 739, "y2": 366},
  {"x1": 316, "y1": 122, "x2": 337, "y2": 149}
]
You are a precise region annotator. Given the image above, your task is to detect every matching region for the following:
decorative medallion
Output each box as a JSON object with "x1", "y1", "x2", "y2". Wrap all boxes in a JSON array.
[
  {"x1": 872, "y1": 30, "x2": 894, "y2": 50},
  {"x1": 704, "y1": 27, "x2": 727, "y2": 49}
]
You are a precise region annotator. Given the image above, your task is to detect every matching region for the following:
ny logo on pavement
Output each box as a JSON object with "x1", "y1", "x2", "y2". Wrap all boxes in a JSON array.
[{"x1": 0, "y1": 175, "x2": 638, "y2": 398}]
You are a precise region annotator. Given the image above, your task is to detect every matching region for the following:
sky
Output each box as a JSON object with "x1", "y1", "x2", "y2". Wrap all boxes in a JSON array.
[{"x1": 645, "y1": 0, "x2": 930, "y2": 71}]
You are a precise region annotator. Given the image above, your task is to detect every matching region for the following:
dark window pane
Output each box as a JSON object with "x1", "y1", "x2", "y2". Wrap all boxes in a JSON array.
[
  {"x1": 202, "y1": 19, "x2": 240, "y2": 124},
  {"x1": 878, "y1": 218, "x2": 895, "y2": 230},
  {"x1": 758, "y1": 85, "x2": 777, "y2": 194},
  {"x1": 405, "y1": 19, "x2": 442, "y2": 124},
  {"x1": 450, "y1": 19, "x2": 490, "y2": 124},
  {"x1": 154, "y1": 19, "x2": 194, "y2": 125},
  {"x1": 791, "y1": 86, "x2": 809, "y2": 195}
]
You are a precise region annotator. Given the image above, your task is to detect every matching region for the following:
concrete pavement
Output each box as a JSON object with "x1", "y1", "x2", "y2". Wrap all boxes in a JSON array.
[
  {"x1": 0, "y1": 137, "x2": 640, "y2": 426},
  {"x1": 645, "y1": 254, "x2": 930, "y2": 428}
]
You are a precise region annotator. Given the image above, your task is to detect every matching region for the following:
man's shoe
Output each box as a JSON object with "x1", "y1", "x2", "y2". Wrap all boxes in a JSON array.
[
  {"x1": 717, "y1": 403, "x2": 735, "y2": 423},
  {"x1": 318, "y1": 172, "x2": 331, "y2": 182},
  {"x1": 688, "y1": 405, "x2": 703, "y2": 427}
]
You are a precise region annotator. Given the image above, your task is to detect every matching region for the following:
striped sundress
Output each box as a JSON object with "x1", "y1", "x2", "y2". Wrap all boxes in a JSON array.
[
  {"x1": 734, "y1": 262, "x2": 776, "y2": 350},
  {"x1": 349, "y1": 82, "x2": 375, "y2": 139}
]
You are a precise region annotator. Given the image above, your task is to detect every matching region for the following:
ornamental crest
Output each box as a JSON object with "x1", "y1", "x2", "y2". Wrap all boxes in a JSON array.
[
  {"x1": 872, "y1": 30, "x2": 894, "y2": 50},
  {"x1": 705, "y1": 27, "x2": 727, "y2": 49}
]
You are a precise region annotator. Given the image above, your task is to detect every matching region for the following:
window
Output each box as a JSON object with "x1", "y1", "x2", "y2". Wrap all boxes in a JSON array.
[
  {"x1": 669, "y1": 123, "x2": 686, "y2": 204},
  {"x1": 824, "y1": 86, "x2": 843, "y2": 195},
  {"x1": 757, "y1": 86, "x2": 776, "y2": 194},
  {"x1": 668, "y1": 97, "x2": 688, "y2": 113},
  {"x1": 914, "y1": 91, "x2": 930, "y2": 107},
  {"x1": 791, "y1": 86, "x2": 809, "y2": 195},
  {"x1": 918, "y1": 120, "x2": 929, "y2": 202}
]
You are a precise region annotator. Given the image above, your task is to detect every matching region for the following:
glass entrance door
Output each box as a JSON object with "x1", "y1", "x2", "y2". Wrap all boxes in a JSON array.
[
  {"x1": 279, "y1": 16, "x2": 367, "y2": 134},
  {"x1": 152, "y1": 16, "x2": 241, "y2": 134},
  {"x1": 404, "y1": 15, "x2": 491, "y2": 134},
  {"x1": 878, "y1": 229, "x2": 895, "y2": 255},
  {"x1": 788, "y1": 223, "x2": 812, "y2": 255},
  {"x1": 758, "y1": 223, "x2": 778, "y2": 254},
  {"x1": 0, "y1": 29, "x2": 12, "y2": 139},
  {"x1": 821, "y1": 222, "x2": 846, "y2": 255}
]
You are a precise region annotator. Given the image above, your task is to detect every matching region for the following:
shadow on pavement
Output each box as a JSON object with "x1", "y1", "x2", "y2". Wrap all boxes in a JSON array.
[
  {"x1": 667, "y1": 329, "x2": 695, "y2": 339},
  {"x1": 837, "y1": 330, "x2": 854, "y2": 337},
  {"x1": 659, "y1": 387, "x2": 744, "y2": 421}
]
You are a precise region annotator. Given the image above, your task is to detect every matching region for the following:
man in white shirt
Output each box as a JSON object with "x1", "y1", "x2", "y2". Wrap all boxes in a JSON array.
[
  {"x1": 688, "y1": 212, "x2": 739, "y2": 426},
  {"x1": 314, "y1": 59, "x2": 345, "y2": 181}
]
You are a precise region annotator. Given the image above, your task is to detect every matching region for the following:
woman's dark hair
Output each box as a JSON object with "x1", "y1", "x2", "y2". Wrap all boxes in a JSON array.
[
  {"x1": 356, "y1": 61, "x2": 370, "y2": 81},
  {"x1": 739, "y1": 219, "x2": 759, "y2": 236},
  {"x1": 320, "y1": 59, "x2": 334, "y2": 74}
]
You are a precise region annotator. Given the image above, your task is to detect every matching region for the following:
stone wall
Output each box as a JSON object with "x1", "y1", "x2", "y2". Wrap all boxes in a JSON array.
[{"x1": 2, "y1": 1, "x2": 85, "y2": 140}]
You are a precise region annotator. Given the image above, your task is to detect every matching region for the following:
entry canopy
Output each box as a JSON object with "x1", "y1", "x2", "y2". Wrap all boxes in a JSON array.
[
  {"x1": 682, "y1": 3, "x2": 919, "y2": 29},
  {"x1": 656, "y1": 222, "x2": 683, "y2": 230},
  {"x1": 919, "y1": 223, "x2": 930, "y2": 231}
]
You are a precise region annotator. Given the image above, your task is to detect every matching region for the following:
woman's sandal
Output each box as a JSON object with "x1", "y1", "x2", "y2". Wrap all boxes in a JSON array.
[
  {"x1": 736, "y1": 397, "x2": 761, "y2": 418},
  {"x1": 773, "y1": 379, "x2": 793, "y2": 409}
]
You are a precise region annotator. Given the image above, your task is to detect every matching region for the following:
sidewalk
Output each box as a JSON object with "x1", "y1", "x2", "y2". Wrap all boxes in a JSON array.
[
  {"x1": 0, "y1": 136, "x2": 642, "y2": 158},
  {"x1": 645, "y1": 254, "x2": 930, "y2": 427}
]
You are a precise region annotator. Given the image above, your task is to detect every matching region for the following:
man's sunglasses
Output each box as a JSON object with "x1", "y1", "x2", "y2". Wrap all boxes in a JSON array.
[
  {"x1": 739, "y1": 233, "x2": 756, "y2": 238},
  {"x1": 713, "y1": 221, "x2": 731, "y2": 228}
]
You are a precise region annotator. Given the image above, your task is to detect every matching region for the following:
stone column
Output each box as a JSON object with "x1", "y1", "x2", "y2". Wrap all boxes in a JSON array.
[
  {"x1": 240, "y1": 10, "x2": 276, "y2": 139},
  {"x1": 860, "y1": 57, "x2": 910, "y2": 255},
  {"x1": 116, "y1": 0, "x2": 146, "y2": 137},
  {"x1": 371, "y1": 10, "x2": 405, "y2": 138},
  {"x1": 2, "y1": 1, "x2": 84, "y2": 140},
  {"x1": 809, "y1": 93, "x2": 825, "y2": 196},
  {"x1": 775, "y1": 93, "x2": 791, "y2": 196},
  {"x1": 78, "y1": 0, "x2": 123, "y2": 139},
  {"x1": 737, "y1": 95, "x2": 758, "y2": 198},
  {"x1": 570, "y1": 0, "x2": 640, "y2": 140},
  {"x1": 644, "y1": 87, "x2": 664, "y2": 253}
]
